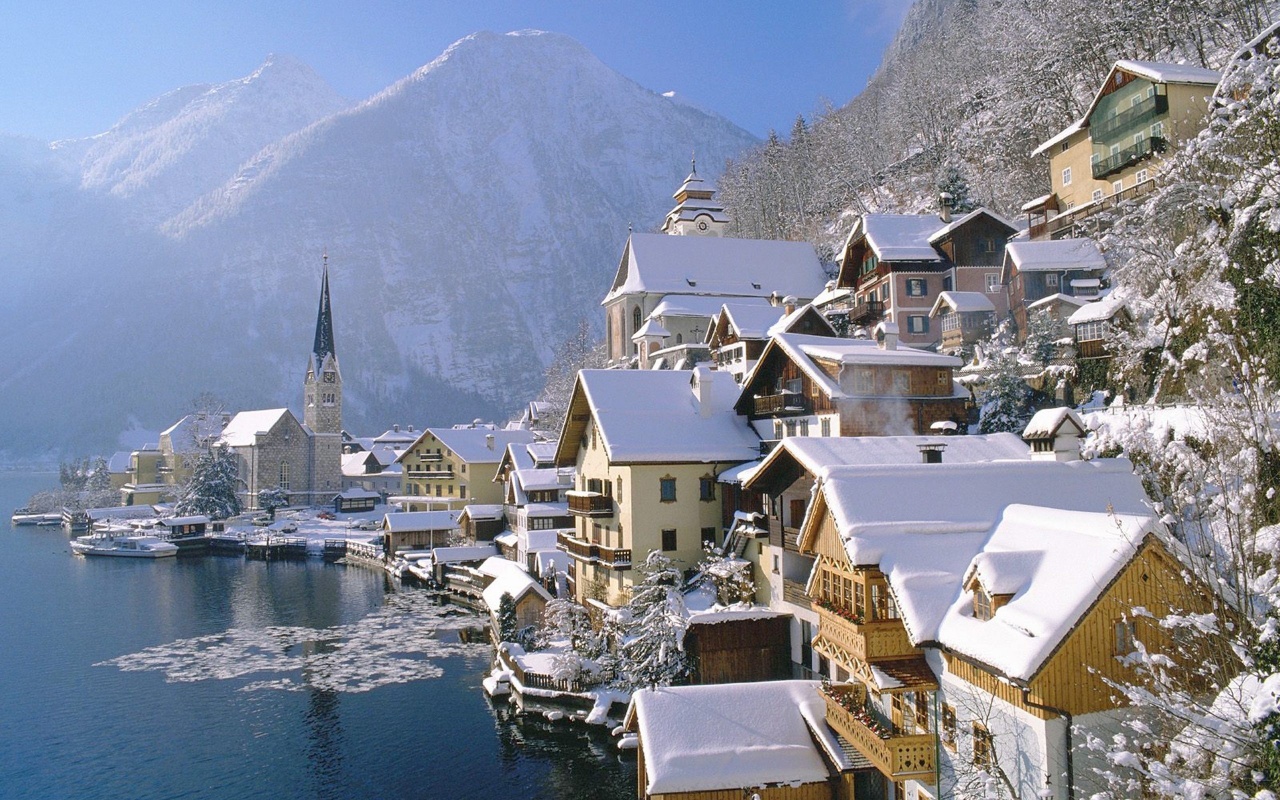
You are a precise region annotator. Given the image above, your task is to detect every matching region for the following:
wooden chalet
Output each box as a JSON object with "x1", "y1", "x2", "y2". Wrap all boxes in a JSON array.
[
  {"x1": 707, "y1": 300, "x2": 835, "y2": 383},
  {"x1": 1003, "y1": 238, "x2": 1108, "y2": 338},
  {"x1": 734, "y1": 327, "x2": 969, "y2": 446},
  {"x1": 928, "y1": 291, "x2": 996, "y2": 355}
]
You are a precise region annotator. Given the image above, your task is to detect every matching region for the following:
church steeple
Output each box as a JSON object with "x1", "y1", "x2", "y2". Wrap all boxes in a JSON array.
[
  {"x1": 304, "y1": 254, "x2": 342, "y2": 435},
  {"x1": 312, "y1": 253, "x2": 336, "y2": 367},
  {"x1": 661, "y1": 155, "x2": 728, "y2": 236}
]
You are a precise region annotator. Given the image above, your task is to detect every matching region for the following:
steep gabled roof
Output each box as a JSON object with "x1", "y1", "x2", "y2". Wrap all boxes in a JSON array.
[
  {"x1": 604, "y1": 232, "x2": 827, "y2": 304},
  {"x1": 856, "y1": 214, "x2": 945, "y2": 262},
  {"x1": 219, "y1": 409, "x2": 294, "y2": 447},
  {"x1": 930, "y1": 291, "x2": 995, "y2": 316},
  {"x1": 1004, "y1": 238, "x2": 1106, "y2": 276},
  {"x1": 926, "y1": 207, "x2": 1018, "y2": 244}
]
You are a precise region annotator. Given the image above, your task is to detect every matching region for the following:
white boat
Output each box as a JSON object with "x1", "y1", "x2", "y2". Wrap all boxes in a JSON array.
[
  {"x1": 70, "y1": 534, "x2": 178, "y2": 558},
  {"x1": 11, "y1": 508, "x2": 61, "y2": 526}
]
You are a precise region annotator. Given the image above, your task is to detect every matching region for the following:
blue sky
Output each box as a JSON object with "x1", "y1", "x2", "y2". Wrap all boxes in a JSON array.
[{"x1": 0, "y1": 0, "x2": 910, "y2": 141}]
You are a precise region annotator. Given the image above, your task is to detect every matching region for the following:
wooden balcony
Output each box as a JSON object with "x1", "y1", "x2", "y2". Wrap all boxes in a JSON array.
[
  {"x1": 782, "y1": 578, "x2": 811, "y2": 608},
  {"x1": 414, "y1": 452, "x2": 444, "y2": 462},
  {"x1": 767, "y1": 516, "x2": 802, "y2": 551},
  {"x1": 406, "y1": 468, "x2": 453, "y2": 479},
  {"x1": 556, "y1": 531, "x2": 631, "y2": 570},
  {"x1": 752, "y1": 392, "x2": 812, "y2": 417},
  {"x1": 815, "y1": 604, "x2": 916, "y2": 663},
  {"x1": 566, "y1": 491, "x2": 614, "y2": 517},
  {"x1": 822, "y1": 684, "x2": 936, "y2": 779},
  {"x1": 846, "y1": 298, "x2": 886, "y2": 325}
]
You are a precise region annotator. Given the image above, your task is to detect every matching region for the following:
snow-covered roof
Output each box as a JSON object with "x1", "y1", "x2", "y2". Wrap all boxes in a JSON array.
[
  {"x1": 219, "y1": 408, "x2": 292, "y2": 447},
  {"x1": 1067, "y1": 295, "x2": 1127, "y2": 325},
  {"x1": 162, "y1": 413, "x2": 227, "y2": 454},
  {"x1": 673, "y1": 169, "x2": 717, "y2": 198},
  {"x1": 765, "y1": 302, "x2": 832, "y2": 338},
  {"x1": 628, "y1": 680, "x2": 849, "y2": 795},
  {"x1": 937, "y1": 504, "x2": 1160, "y2": 680},
  {"x1": 788, "y1": 332, "x2": 960, "y2": 370},
  {"x1": 534, "y1": 549, "x2": 568, "y2": 575},
  {"x1": 632, "y1": 318, "x2": 671, "y2": 339},
  {"x1": 926, "y1": 207, "x2": 1017, "y2": 244},
  {"x1": 372, "y1": 426, "x2": 420, "y2": 445},
  {"x1": 430, "y1": 544, "x2": 498, "y2": 564},
  {"x1": 161, "y1": 515, "x2": 209, "y2": 526},
  {"x1": 817, "y1": 458, "x2": 1152, "y2": 656},
  {"x1": 107, "y1": 451, "x2": 133, "y2": 473},
  {"x1": 859, "y1": 214, "x2": 945, "y2": 262},
  {"x1": 1020, "y1": 193, "x2": 1056, "y2": 211},
  {"x1": 930, "y1": 291, "x2": 995, "y2": 316},
  {"x1": 459, "y1": 503, "x2": 504, "y2": 521},
  {"x1": 1115, "y1": 59, "x2": 1222, "y2": 85},
  {"x1": 719, "y1": 301, "x2": 787, "y2": 340},
  {"x1": 479, "y1": 556, "x2": 551, "y2": 610},
  {"x1": 424, "y1": 428, "x2": 537, "y2": 464},
  {"x1": 382, "y1": 510, "x2": 460, "y2": 533},
  {"x1": 749, "y1": 432, "x2": 1030, "y2": 489},
  {"x1": 1027, "y1": 292, "x2": 1090, "y2": 312},
  {"x1": 567, "y1": 367, "x2": 760, "y2": 464},
  {"x1": 605, "y1": 232, "x2": 827, "y2": 303},
  {"x1": 336, "y1": 488, "x2": 380, "y2": 499},
  {"x1": 654, "y1": 295, "x2": 770, "y2": 320},
  {"x1": 1005, "y1": 238, "x2": 1106, "y2": 273},
  {"x1": 716, "y1": 459, "x2": 762, "y2": 485},
  {"x1": 1022, "y1": 407, "x2": 1086, "y2": 441},
  {"x1": 1032, "y1": 120, "x2": 1084, "y2": 157}
]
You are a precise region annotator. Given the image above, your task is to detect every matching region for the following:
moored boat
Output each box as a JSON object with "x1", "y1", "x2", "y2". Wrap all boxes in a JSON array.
[
  {"x1": 11, "y1": 509, "x2": 62, "y2": 526},
  {"x1": 70, "y1": 534, "x2": 179, "y2": 558}
]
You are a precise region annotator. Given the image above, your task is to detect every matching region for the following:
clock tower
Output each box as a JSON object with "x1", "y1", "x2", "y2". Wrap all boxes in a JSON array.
[
  {"x1": 660, "y1": 157, "x2": 729, "y2": 236},
  {"x1": 304, "y1": 256, "x2": 342, "y2": 436}
]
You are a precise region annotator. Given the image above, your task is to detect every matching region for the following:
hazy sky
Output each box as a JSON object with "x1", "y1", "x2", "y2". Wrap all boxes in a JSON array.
[{"x1": 0, "y1": 0, "x2": 910, "y2": 142}]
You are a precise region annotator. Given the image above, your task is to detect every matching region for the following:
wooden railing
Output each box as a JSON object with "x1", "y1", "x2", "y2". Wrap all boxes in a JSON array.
[
  {"x1": 500, "y1": 647, "x2": 586, "y2": 693},
  {"x1": 816, "y1": 604, "x2": 916, "y2": 663},
  {"x1": 846, "y1": 298, "x2": 886, "y2": 324},
  {"x1": 752, "y1": 393, "x2": 812, "y2": 417},
  {"x1": 556, "y1": 531, "x2": 631, "y2": 569},
  {"x1": 1093, "y1": 136, "x2": 1168, "y2": 179},
  {"x1": 822, "y1": 684, "x2": 936, "y2": 779},
  {"x1": 767, "y1": 517, "x2": 802, "y2": 551},
  {"x1": 1030, "y1": 178, "x2": 1157, "y2": 239},
  {"x1": 566, "y1": 492, "x2": 613, "y2": 517}
]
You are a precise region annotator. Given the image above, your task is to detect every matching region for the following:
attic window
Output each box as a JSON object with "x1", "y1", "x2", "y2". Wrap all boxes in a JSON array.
[
  {"x1": 973, "y1": 585, "x2": 994, "y2": 621},
  {"x1": 1031, "y1": 438, "x2": 1054, "y2": 453}
]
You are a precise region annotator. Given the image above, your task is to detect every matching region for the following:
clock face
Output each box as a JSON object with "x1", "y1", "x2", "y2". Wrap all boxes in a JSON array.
[
  {"x1": 697, "y1": 220, "x2": 708, "y2": 231},
  {"x1": 323, "y1": 372, "x2": 335, "y2": 383}
]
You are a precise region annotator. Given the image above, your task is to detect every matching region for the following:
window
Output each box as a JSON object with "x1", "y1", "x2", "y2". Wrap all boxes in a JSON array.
[
  {"x1": 892, "y1": 371, "x2": 910, "y2": 394},
  {"x1": 915, "y1": 692, "x2": 930, "y2": 731},
  {"x1": 906, "y1": 278, "x2": 927, "y2": 297},
  {"x1": 985, "y1": 273, "x2": 1000, "y2": 294},
  {"x1": 1061, "y1": 166, "x2": 1072, "y2": 186},
  {"x1": 973, "y1": 585, "x2": 993, "y2": 620},
  {"x1": 973, "y1": 723, "x2": 995, "y2": 768},
  {"x1": 820, "y1": 418, "x2": 831, "y2": 437},
  {"x1": 942, "y1": 275, "x2": 953, "y2": 291},
  {"x1": 1045, "y1": 273, "x2": 1060, "y2": 288},
  {"x1": 1113, "y1": 180, "x2": 1124, "y2": 194},
  {"x1": 616, "y1": 476, "x2": 623, "y2": 499},
  {"x1": 982, "y1": 237, "x2": 996, "y2": 253},
  {"x1": 880, "y1": 283, "x2": 890, "y2": 301},
  {"x1": 941, "y1": 704, "x2": 957, "y2": 750},
  {"x1": 1136, "y1": 168, "x2": 1149, "y2": 184},
  {"x1": 1090, "y1": 151, "x2": 1101, "y2": 167},
  {"x1": 784, "y1": 420, "x2": 797, "y2": 437},
  {"x1": 661, "y1": 529, "x2": 677, "y2": 551},
  {"x1": 278, "y1": 461, "x2": 289, "y2": 491},
  {"x1": 676, "y1": 333, "x2": 683, "y2": 344},
  {"x1": 460, "y1": 485, "x2": 467, "y2": 499},
  {"x1": 699, "y1": 476, "x2": 716, "y2": 502},
  {"x1": 660, "y1": 477, "x2": 677, "y2": 502},
  {"x1": 1134, "y1": 132, "x2": 1146, "y2": 147},
  {"x1": 435, "y1": 484, "x2": 442, "y2": 497},
  {"x1": 701, "y1": 527, "x2": 717, "y2": 547},
  {"x1": 907, "y1": 315, "x2": 929, "y2": 334},
  {"x1": 1060, "y1": 141, "x2": 1069, "y2": 154},
  {"x1": 853, "y1": 369, "x2": 874, "y2": 394},
  {"x1": 1114, "y1": 619, "x2": 1138, "y2": 656},
  {"x1": 632, "y1": 306, "x2": 641, "y2": 335},
  {"x1": 773, "y1": 420, "x2": 784, "y2": 439},
  {"x1": 937, "y1": 369, "x2": 949, "y2": 387},
  {"x1": 1092, "y1": 189, "x2": 1104, "y2": 203},
  {"x1": 1077, "y1": 320, "x2": 1106, "y2": 342},
  {"x1": 1151, "y1": 121, "x2": 1165, "y2": 139}
]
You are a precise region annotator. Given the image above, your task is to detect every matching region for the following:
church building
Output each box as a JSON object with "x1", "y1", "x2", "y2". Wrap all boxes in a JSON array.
[{"x1": 218, "y1": 260, "x2": 344, "y2": 507}]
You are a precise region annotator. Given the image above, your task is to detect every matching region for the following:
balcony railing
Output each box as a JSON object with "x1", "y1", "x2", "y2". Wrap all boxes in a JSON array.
[
  {"x1": 556, "y1": 531, "x2": 632, "y2": 569},
  {"x1": 847, "y1": 298, "x2": 885, "y2": 324},
  {"x1": 1092, "y1": 136, "x2": 1168, "y2": 179},
  {"x1": 566, "y1": 491, "x2": 614, "y2": 517},
  {"x1": 752, "y1": 392, "x2": 812, "y2": 417},
  {"x1": 767, "y1": 516, "x2": 802, "y2": 551},
  {"x1": 406, "y1": 468, "x2": 453, "y2": 479},
  {"x1": 1090, "y1": 93, "x2": 1168, "y2": 142},
  {"x1": 821, "y1": 684, "x2": 936, "y2": 779},
  {"x1": 815, "y1": 603, "x2": 916, "y2": 663},
  {"x1": 415, "y1": 452, "x2": 444, "y2": 462},
  {"x1": 1029, "y1": 178, "x2": 1157, "y2": 240}
]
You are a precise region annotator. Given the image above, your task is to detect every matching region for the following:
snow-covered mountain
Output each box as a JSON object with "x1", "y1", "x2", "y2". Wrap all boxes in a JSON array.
[{"x1": 0, "y1": 31, "x2": 758, "y2": 457}]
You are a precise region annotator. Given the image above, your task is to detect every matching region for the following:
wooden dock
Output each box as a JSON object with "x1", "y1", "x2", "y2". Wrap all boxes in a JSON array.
[{"x1": 244, "y1": 536, "x2": 308, "y2": 560}]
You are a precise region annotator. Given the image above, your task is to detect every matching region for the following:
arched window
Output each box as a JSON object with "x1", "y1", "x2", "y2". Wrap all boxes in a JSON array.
[
  {"x1": 632, "y1": 307, "x2": 642, "y2": 335},
  {"x1": 278, "y1": 461, "x2": 290, "y2": 491}
]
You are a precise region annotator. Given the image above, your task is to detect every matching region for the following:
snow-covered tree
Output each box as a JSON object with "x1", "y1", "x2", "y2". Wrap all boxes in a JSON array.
[
  {"x1": 174, "y1": 445, "x2": 241, "y2": 519},
  {"x1": 696, "y1": 543, "x2": 756, "y2": 605},
  {"x1": 541, "y1": 598, "x2": 603, "y2": 658},
  {"x1": 537, "y1": 318, "x2": 607, "y2": 433},
  {"x1": 976, "y1": 324, "x2": 1034, "y2": 434},
  {"x1": 936, "y1": 163, "x2": 977, "y2": 214},
  {"x1": 496, "y1": 592, "x2": 518, "y2": 644},
  {"x1": 619, "y1": 551, "x2": 691, "y2": 689},
  {"x1": 86, "y1": 456, "x2": 112, "y2": 491},
  {"x1": 256, "y1": 485, "x2": 289, "y2": 519}
]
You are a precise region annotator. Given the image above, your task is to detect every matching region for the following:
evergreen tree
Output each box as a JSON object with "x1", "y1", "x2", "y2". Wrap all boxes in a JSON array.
[
  {"x1": 976, "y1": 323, "x2": 1033, "y2": 434},
  {"x1": 936, "y1": 163, "x2": 977, "y2": 214},
  {"x1": 86, "y1": 456, "x2": 112, "y2": 491},
  {"x1": 496, "y1": 592, "x2": 518, "y2": 644},
  {"x1": 174, "y1": 445, "x2": 242, "y2": 519},
  {"x1": 696, "y1": 543, "x2": 756, "y2": 605},
  {"x1": 257, "y1": 486, "x2": 289, "y2": 519},
  {"x1": 620, "y1": 552, "x2": 692, "y2": 689}
]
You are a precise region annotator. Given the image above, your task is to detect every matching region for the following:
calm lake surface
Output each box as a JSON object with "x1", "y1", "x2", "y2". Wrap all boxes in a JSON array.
[{"x1": 0, "y1": 472, "x2": 633, "y2": 800}]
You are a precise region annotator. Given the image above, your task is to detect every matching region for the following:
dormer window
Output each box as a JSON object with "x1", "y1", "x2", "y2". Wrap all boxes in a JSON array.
[{"x1": 973, "y1": 585, "x2": 993, "y2": 620}]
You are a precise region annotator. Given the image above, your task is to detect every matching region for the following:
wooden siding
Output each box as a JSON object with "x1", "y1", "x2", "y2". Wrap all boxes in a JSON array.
[
  {"x1": 838, "y1": 364, "x2": 955, "y2": 398},
  {"x1": 685, "y1": 615, "x2": 792, "y2": 684},
  {"x1": 836, "y1": 395, "x2": 968, "y2": 437}
]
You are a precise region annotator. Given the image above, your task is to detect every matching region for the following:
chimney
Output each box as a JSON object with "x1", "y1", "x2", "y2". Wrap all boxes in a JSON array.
[
  {"x1": 692, "y1": 366, "x2": 714, "y2": 418},
  {"x1": 874, "y1": 320, "x2": 899, "y2": 351},
  {"x1": 939, "y1": 191, "x2": 954, "y2": 223},
  {"x1": 769, "y1": 291, "x2": 780, "y2": 307},
  {"x1": 918, "y1": 443, "x2": 946, "y2": 464},
  {"x1": 783, "y1": 295, "x2": 798, "y2": 316},
  {"x1": 408, "y1": 425, "x2": 414, "y2": 432},
  {"x1": 1023, "y1": 408, "x2": 1086, "y2": 462},
  {"x1": 486, "y1": 434, "x2": 495, "y2": 451},
  {"x1": 393, "y1": 424, "x2": 400, "y2": 433}
]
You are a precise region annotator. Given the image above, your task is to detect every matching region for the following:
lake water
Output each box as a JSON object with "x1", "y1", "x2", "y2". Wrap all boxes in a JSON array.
[{"x1": 0, "y1": 472, "x2": 634, "y2": 800}]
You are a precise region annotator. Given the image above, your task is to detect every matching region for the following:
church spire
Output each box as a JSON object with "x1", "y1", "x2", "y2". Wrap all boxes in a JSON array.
[{"x1": 312, "y1": 253, "x2": 335, "y2": 365}]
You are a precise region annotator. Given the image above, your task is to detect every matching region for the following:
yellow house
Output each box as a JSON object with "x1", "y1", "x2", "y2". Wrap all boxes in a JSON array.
[
  {"x1": 794, "y1": 410, "x2": 1218, "y2": 800},
  {"x1": 1026, "y1": 59, "x2": 1220, "y2": 239},
  {"x1": 396, "y1": 426, "x2": 537, "y2": 511},
  {"x1": 553, "y1": 367, "x2": 760, "y2": 608},
  {"x1": 120, "y1": 446, "x2": 169, "y2": 506}
]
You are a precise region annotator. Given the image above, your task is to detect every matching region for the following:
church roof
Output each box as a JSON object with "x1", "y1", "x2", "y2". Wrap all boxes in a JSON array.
[
  {"x1": 219, "y1": 409, "x2": 295, "y2": 447},
  {"x1": 312, "y1": 257, "x2": 336, "y2": 366}
]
